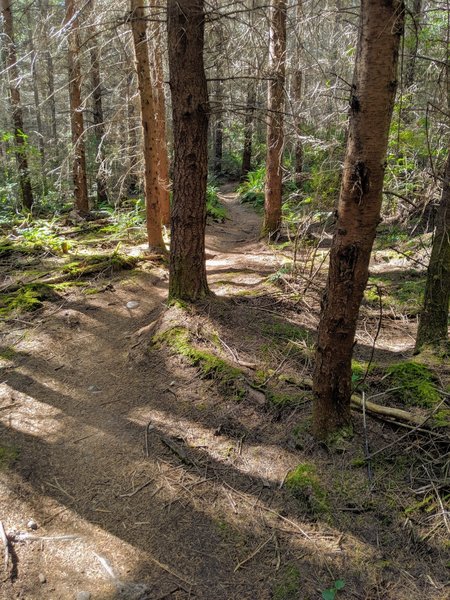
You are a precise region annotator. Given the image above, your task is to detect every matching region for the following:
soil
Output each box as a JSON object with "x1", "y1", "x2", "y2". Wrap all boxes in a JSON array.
[{"x1": 0, "y1": 187, "x2": 448, "y2": 600}]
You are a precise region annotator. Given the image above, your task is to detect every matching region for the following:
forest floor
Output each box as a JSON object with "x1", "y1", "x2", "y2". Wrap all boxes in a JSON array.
[{"x1": 0, "y1": 185, "x2": 449, "y2": 600}]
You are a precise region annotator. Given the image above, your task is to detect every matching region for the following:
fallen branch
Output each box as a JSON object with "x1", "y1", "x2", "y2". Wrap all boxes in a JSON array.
[
  {"x1": 234, "y1": 534, "x2": 274, "y2": 572},
  {"x1": 350, "y1": 395, "x2": 423, "y2": 425}
]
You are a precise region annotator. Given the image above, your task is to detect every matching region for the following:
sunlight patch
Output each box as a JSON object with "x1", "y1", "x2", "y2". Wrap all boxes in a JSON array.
[{"x1": 0, "y1": 383, "x2": 65, "y2": 441}]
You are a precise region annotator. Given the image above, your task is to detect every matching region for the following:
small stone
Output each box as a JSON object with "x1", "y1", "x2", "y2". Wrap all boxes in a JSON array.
[
  {"x1": 27, "y1": 520, "x2": 38, "y2": 530},
  {"x1": 126, "y1": 301, "x2": 140, "y2": 310},
  {"x1": 38, "y1": 573, "x2": 46, "y2": 584},
  {"x1": 76, "y1": 592, "x2": 91, "y2": 600}
]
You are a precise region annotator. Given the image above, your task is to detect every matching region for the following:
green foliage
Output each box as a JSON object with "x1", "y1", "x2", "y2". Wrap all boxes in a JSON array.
[
  {"x1": 98, "y1": 198, "x2": 146, "y2": 239},
  {"x1": 0, "y1": 445, "x2": 19, "y2": 470},
  {"x1": 237, "y1": 166, "x2": 265, "y2": 209},
  {"x1": 365, "y1": 273, "x2": 425, "y2": 316},
  {"x1": 273, "y1": 565, "x2": 301, "y2": 600},
  {"x1": 206, "y1": 184, "x2": 227, "y2": 222},
  {"x1": 321, "y1": 580, "x2": 345, "y2": 600},
  {"x1": 153, "y1": 327, "x2": 246, "y2": 399},
  {"x1": 385, "y1": 361, "x2": 441, "y2": 407},
  {"x1": 285, "y1": 463, "x2": 329, "y2": 515}
]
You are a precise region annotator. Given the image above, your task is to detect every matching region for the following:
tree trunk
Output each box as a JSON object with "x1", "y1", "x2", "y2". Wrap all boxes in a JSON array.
[
  {"x1": 293, "y1": 69, "x2": 303, "y2": 181},
  {"x1": 262, "y1": 0, "x2": 286, "y2": 238},
  {"x1": 415, "y1": 148, "x2": 450, "y2": 351},
  {"x1": 65, "y1": 0, "x2": 89, "y2": 215},
  {"x1": 130, "y1": 0, "x2": 164, "y2": 250},
  {"x1": 89, "y1": 4, "x2": 108, "y2": 206},
  {"x1": 241, "y1": 82, "x2": 257, "y2": 179},
  {"x1": 1, "y1": 0, "x2": 34, "y2": 210},
  {"x1": 293, "y1": 0, "x2": 303, "y2": 183},
  {"x1": 150, "y1": 0, "x2": 170, "y2": 226},
  {"x1": 312, "y1": 0, "x2": 404, "y2": 440},
  {"x1": 405, "y1": 0, "x2": 422, "y2": 89},
  {"x1": 38, "y1": 0, "x2": 58, "y2": 157},
  {"x1": 26, "y1": 8, "x2": 46, "y2": 178},
  {"x1": 125, "y1": 71, "x2": 140, "y2": 196},
  {"x1": 167, "y1": 0, "x2": 210, "y2": 302}
]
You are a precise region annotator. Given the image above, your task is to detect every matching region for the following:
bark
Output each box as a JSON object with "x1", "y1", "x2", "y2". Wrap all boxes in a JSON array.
[
  {"x1": 167, "y1": 0, "x2": 210, "y2": 302},
  {"x1": 415, "y1": 148, "x2": 450, "y2": 351},
  {"x1": 293, "y1": 69, "x2": 303, "y2": 181},
  {"x1": 213, "y1": 87, "x2": 223, "y2": 177},
  {"x1": 65, "y1": 0, "x2": 89, "y2": 215},
  {"x1": 293, "y1": 0, "x2": 303, "y2": 182},
  {"x1": 405, "y1": 0, "x2": 422, "y2": 89},
  {"x1": 38, "y1": 0, "x2": 58, "y2": 154},
  {"x1": 241, "y1": 82, "x2": 257, "y2": 179},
  {"x1": 26, "y1": 9, "x2": 46, "y2": 176},
  {"x1": 130, "y1": 0, "x2": 164, "y2": 250},
  {"x1": 312, "y1": 0, "x2": 405, "y2": 440},
  {"x1": 125, "y1": 71, "x2": 140, "y2": 196},
  {"x1": 89, "y1": 6, "x2": 108, "y2": 206},
  {"x1": 213, "y1": 22, "x2": 224, "y2": 177},
  {"x1": 150, "y1": 0, "x2": 170, "y2": 226},
  {"x1": 263, "y1": 0, "x2": 287, "y2": 238},
  {"x1": 1, "y1": 0, "x2": 34, "y2": 209}
]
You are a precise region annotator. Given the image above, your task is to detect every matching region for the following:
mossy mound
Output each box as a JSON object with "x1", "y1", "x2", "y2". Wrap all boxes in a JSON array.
[
  {"x1": 285, "y1": 463, "x2": 329, "y2": 516},
  {"x1": 153, "y1": 326, "x2": 247, "y2": 400},
  {"x1": 0, "y1": 283, "x2": 58, "y2": 317},
  {"x1": 266, "y1": 389, "x2": 310, "y2": 409},
  {"x1": 63, "y1": 252, "x2": 138, "y2": 278},
  {"x1": 385, "y1": 360, "x2": 441, "y2": 408}
]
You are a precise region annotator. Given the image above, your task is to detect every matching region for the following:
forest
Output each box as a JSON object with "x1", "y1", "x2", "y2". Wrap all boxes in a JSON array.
[{"x1": 0, "y1": 0, "x2": 449, "y2": 598}]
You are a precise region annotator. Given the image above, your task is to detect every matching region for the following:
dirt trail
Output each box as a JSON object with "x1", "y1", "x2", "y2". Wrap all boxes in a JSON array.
[
  {"x1": 0, "y1": 193, "x2": 287, "y2": 600},
  {"x1": 0, "y1": 191, "x2": 447, "y2": 600}
]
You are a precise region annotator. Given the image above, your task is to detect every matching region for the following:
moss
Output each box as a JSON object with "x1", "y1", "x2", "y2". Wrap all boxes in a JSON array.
[
  {"x1": 326, "y1": 424, "x2": 354, "y2": 452},
  {"x1": 351, "y1": 359, "x2": 373, "y2": 386},
  {"x1": 266, "y1": 389, "x2": 309, "y2": 408},
  {"x1": 285, "y1": 463, "x2": 329, "y2": 516},
  {"x1": 0, "y1": 239, "x2": 44, "y2": 257},
  {"x1": 153, "y1": 327, "x2": 246, "y2": 399},
  {"x1": 167, "y1": 298, "x2": 190, "y2": 310},
  {"x1": 0, "y1": 347, "x2": 17, "y2": 360},
  {"x1": 0, "y1": 283, "x2": 57, "y2": 317},
  {"x1": 62, "y1": 252, "x2": 137, "y2": 277},
  {"x1": 273, "y1": 565, "x2": 301, "y2": 600},
  {"x1": 262, "y1": 320, "x2": 310, "y2": 343},
  {"x1": 385, "y1": 360, "x2": 441, "y2": 407},
  {"x1": 431, "y1": 409, "x2": 450, "y2": 428},
  {"x1": 0, "y1": 445, "x2": 19, "y2": 470}
]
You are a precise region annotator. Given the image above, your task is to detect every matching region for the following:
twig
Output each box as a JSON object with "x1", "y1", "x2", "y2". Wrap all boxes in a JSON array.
[
  {"x1": 362, "y1": 392, "x2": 373, "y2": 484},
  {"x1": 424, "y1": 466, "x2": 450, "y2": 534},
  {"x1": 145, "y1": 422, "x2": 155, "y2": 458},
  {"x1": 0, "y1": 521, "x2": 10, "y2": 574},
  {"x1": 234, "y1": 534, "x2": 274, "y2": 572},
  {"x1": 354, "y1": 284, "x2": 383, "y2": 393},
  {"x1": 46, "y1": 478, "x2": 76, "y2": 501},
  {"x1": 160, "y1": 436, "x2": 192, "y2": 465},
  {"x1": 118, "y1": 479, "x2": 154, "y2": 498},
  {"x1": 365, "y1": 399, "x2": 448, "y2": 461},
  {"x1": 12, "y1": 533, "x2": 79, "y2": 542}
]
